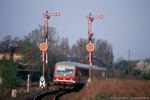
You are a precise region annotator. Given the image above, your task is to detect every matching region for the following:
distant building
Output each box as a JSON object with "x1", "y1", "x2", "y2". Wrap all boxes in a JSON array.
[
  {"x1": 0, "y1": 53, "x2": 10, "y2": 60},
  {"x1": 0, "y1": 53, "x2": 22, "y2": 62},
  {"x1": 135, "y1": 60, "x2": 150, "y2": 73},
  {"x1": 13, "y1": 53, "x2": 22, "y2": 62},
  {"x1": 0, "y1": 46, "x2": 23, "y2": 62}
]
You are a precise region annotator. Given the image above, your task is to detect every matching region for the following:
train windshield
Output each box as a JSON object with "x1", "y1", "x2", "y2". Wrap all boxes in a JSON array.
[{"x1": 56, "y1": 65, "x2": 75, "y2": 78}]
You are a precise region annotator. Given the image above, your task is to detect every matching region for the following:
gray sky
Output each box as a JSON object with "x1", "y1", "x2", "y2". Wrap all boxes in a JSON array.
[{"x1": 0, "y1": 0, "x2": 150, "y2": 60}]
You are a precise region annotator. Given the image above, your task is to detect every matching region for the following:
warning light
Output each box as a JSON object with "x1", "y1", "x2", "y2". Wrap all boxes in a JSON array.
[
  {"x1": 86, "y1": 43, "x2": 94, "y2": 52},
  {"x1": 100, "y1": 15, "x2": 103, "y2": 19},
  {"x1": 45, "y1": 18, "x2": 48, "y2": 21},
  {"x1": 56, "y1": 13, "x2": 60, "y2": 16},
  {"x1": 39, "y1": 43, "x2": 48, "y2": 51},
  {"x1": 88, "y1": 20, "x2": 91, "y2": 24}
]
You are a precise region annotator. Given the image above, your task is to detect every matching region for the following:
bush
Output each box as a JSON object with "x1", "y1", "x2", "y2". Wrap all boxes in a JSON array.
[
  {"x1": 138, "y1": 73, "x2": 150, "y2": 80},
  {"x1": 0, "y1": 59, "x2": 20, "y2": 97}
]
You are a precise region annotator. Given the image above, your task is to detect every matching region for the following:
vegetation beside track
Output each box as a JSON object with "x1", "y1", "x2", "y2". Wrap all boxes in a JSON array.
[
  {"x1": 0, "y1": 86, "x2": 58, "y2": 100},
  {"x1": 73, "y1": 78, "x2": 150, "y2": 100}
]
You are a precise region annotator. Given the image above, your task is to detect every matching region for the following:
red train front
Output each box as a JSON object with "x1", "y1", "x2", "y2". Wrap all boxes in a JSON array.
[
  {"x1": 53, "y1": 61, "x2": 77, "y2": 86},
  {"x1": 53, "y1": 61, "x2": 106, "y2": 88}
]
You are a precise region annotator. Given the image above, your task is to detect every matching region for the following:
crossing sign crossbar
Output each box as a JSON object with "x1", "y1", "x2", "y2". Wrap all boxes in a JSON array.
[{"x1": 39, "y1": 76, "x2": 45, "y2": 88}]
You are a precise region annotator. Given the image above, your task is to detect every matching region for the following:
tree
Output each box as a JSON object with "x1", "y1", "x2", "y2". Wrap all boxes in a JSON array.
[
  {"x1": 28, "y1": 25, "x2": 59, "y2": 47},
  {"x1": 94, "y1": 39, "x2": 113, "y2": 67},
  {"x1": 21, "y1": 25, "x2": 70, "y2": 81},
  {"x1": 135, "y1": 60, "x2": 150, "y2": 73},
  {"x1": 21, "y1": 37, "x2": 41, "y2": 67},
  {"x1": 56, "y1": 38, "x2": 70, "y2": 61},
  {"x1": 71, "y1": 38, "x2": 113, "y2": 67},
  {"x1": 0, "y1": 59, "x2": 20, "y2": 96},
  {"x1": 113, "y1": 60, "x2": 137, "y2": 78},
  {"x1": 0, "y1": 35, "x2": 21, "y2": 53},
  {"x1": 71, "y1": 38, "x2": 89, "y2": 63},
  {"x1": 71, "y1": 38, "x2": 113, "y2": 77},
  {"x1": 21, "y1": 25, "x2": 59, "y2": 67},
  {"x1": 0, "y1": 36, "x2": 12, "y2": 52}
]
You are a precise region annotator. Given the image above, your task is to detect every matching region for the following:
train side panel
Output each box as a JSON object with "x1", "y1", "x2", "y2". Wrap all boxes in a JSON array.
[{"x1": 75, "y1": 67, "x2": 89, "y2": 84}]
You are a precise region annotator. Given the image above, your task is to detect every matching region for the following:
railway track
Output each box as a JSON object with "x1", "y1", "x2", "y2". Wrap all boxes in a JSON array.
[
  {"x1": 54, "y1": 89, "x2": 73, "y2": 100},
  {"x1": 33, "y1": 89, "x2": 73, "y2": 100}
]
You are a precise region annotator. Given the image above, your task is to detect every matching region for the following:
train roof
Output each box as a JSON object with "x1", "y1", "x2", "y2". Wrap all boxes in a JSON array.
[{"x1": 56, "y1": 61, "x2": 106, "y2": 71}]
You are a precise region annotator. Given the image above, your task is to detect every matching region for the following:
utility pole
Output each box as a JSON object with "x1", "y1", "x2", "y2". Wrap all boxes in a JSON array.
[
  {"x1": 86, "y1": 13, "x2": 103, "y2": 80},
  {"x1": 128, "y1": 49, "x2": 130, "y2": 75},
  {"x1": 82, "y1": 45, "x2": 84, "y2": 63}
]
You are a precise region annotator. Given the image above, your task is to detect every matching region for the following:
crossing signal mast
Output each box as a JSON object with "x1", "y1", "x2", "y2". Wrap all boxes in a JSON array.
[
  {"x1": 39, "y1": 11, "x2": 60, "y2": 87},
  {"x1": 86, "y1": 13, "x2": 103, "y2": 80},
  {"x1": 43, "y1": 11, "x2": 60, "y2": 71}
]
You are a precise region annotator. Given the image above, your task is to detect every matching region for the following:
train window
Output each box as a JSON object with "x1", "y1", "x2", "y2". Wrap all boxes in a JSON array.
[
  {"x1": 56, "y1": 67, "x2": 65, "y2": 73},
  {"x1": 56, "y1": 65, "x2": 75, "y2": 77},
  {"x1": 77, "y1": 70, "x2": 82, "y2": 76},
  {"x1": 56, "y1": 68, "x2": 74, "y2": 74},
  {"x1": 65, "y1": 69, "x2": 74, "y2": 74},
  {"x1": 80, "y1": 69, "x2": 89, "y2": 76},
  {"x1": 56, "y1": 70, "x2": 65, "y2": 73}
]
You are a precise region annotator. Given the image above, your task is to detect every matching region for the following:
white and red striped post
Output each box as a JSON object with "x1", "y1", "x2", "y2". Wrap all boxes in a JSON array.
[
  {"x1": 39, "y1": 43, "x2": 47, "y2": 77},
  {"x1": 43, "y1": 11, "x2": 60, "y2": 71},
  {"x1": 86, "y1": 13, "x2": 103, "y2": 79},
  {"x1": 42, "y1": 51, "x2": 45, "y2": 76},
  {"x1": 44, "y1": 17, "x2": 48, "y2": 70}
]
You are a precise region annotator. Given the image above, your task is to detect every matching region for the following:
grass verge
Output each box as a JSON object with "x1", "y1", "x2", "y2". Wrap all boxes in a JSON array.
[{"x1": 73, "y1": 78, "x2": 150, "y2": 100}]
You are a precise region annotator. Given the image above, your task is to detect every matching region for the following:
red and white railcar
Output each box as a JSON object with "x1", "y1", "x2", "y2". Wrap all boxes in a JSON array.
[{"x1": 53, "y1": 61, "x2": 106, "y2": 86}]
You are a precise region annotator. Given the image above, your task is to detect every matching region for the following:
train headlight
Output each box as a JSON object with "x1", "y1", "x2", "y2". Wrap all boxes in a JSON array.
[
  {"x1": 70, "y1": 79, "x2": 72, "y2": 81},
  {"x1": 56, "y1": 78, "x2": 58, "y2": 80}
]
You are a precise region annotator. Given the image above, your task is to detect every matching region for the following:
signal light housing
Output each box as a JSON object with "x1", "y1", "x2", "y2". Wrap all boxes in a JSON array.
[{"x1": 100, "y1": 15, "x2": 103, "y2": 19}]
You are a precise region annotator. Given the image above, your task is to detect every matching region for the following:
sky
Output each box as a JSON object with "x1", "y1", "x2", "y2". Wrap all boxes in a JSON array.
[{"x1": 0, "y1": 0, "x2": 150, "y2": 61}]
